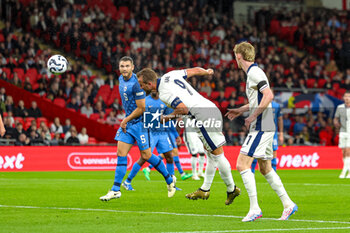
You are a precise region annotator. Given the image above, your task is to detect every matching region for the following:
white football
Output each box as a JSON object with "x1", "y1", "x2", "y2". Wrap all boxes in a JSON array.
[{"x1": 47, "y1": 54, "x2": 68, "y2": 75}]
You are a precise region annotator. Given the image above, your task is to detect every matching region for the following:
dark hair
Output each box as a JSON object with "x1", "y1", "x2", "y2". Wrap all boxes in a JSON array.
[
  {"x1": 119, "y1": 56, "x2": 134, "y2": 65},
  {"x1": 345, "y1": 90, "x2": 350, "y2": 95},
  {"x1": 137, "y1": 68, "x2": 158, "y2": 83}
]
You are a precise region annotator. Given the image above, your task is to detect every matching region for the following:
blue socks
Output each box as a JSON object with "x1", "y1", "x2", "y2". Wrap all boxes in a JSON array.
[
  {"x1": 111, "y1": 156, "x2": 128, "y2": 191},
  {"x1": 126, "y1": 163, "x2": 141, "y2": 183},
  {"x1": 251, "y1": 159, "x2": 258, "y2": 173},
  {"x1": 166, "y1": 162, "x2": 175, "y2": 176},
  {"x1": 173, "y1": 156, "x2": 184, "y2": 174},
  {"x1": 271, "y1": 158, "x2": 277, "y2": 171},
  {"x1": 251, "y1": 158, "x2": 277, "y2": 173},
  {"x1": 148, "y1": 154, "x2": 172, "y2": 184}
]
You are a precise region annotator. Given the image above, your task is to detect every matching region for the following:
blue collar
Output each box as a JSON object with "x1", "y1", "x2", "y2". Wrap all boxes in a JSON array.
[
  {"x1": 247, "y1": 63, "x2": 258, "y2": 74},
  {"x1": 156, "y1": 79, "x2": 161, "y2": 92},
  {"x1": 123, "y1": 73, "x2": 135, "y2": 81}
]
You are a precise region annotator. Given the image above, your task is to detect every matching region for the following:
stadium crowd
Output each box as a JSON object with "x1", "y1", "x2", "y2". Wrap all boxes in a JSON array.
[{"x1": 0, "y1": 0, "x2": 348, "y2": 146}]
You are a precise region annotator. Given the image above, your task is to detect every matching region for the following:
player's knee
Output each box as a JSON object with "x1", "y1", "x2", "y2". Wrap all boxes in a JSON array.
[
  {"x1": 140, "y1": 150, "x2": 152, "y2": 160},
  {"x1": 236, "y1": 161, "x2": 245, "y2": 172}
]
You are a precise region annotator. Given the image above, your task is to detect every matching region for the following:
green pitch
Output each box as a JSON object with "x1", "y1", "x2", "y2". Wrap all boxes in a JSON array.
[{"x1": 0, "y1": 170, "x2": 349, "y2": 233}]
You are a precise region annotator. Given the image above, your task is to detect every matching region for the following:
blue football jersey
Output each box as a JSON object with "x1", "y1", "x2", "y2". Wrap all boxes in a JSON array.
[
  {"x1": 146, "y1": 95, "x2": 171, "y2": 133},
  {"x1": 118, "y1": 73, "x2": 145, "y2": 124}
]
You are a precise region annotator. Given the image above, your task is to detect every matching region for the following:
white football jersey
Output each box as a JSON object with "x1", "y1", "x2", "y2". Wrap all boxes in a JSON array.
[
  {"x1": 157, "y1": 70, "x2": 215, "y2": 110},
  {"x1": 246, "y1": 64, "x2": 275, "y2": 132},
  {"x1": 335, "y1": 104, "x2": 350, "y2": 133}
]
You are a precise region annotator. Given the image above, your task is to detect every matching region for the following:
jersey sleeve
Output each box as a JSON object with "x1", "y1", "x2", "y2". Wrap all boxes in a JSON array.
[
  {"x1": 133, "y1": 81, "x2": 146, "y2": 100},
  {"x1": 168, "y1": 70, "x2": 188, "y2": 79},
  {"x1": 334, "y1": 105, "x2": 341, "y2": 118},
  {"x1": 159, "y1": 88, "x2": 183, "y2": 109},
  {"x1": 249, "y1": 68, "x2": 270, "y2": 93}
]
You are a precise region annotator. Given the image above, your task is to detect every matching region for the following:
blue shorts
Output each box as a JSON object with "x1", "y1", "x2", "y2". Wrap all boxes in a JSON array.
[
  {"x1": 273, "y1": 132, "x2": 278, "y2": 151},
  {"x1": 168, "y1": 130, "x2": 179, "y2": 149},
  {"x1": 115, "y1": 121, "x2": 150, "y2": 151},
  {"x1": 150, "y1": 131, "x2": 173, "y2": 154}
]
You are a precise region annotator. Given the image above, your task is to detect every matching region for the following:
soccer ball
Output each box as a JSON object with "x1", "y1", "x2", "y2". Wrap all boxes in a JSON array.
[{"x1": 47, "y1": 55, "x2": 68, "y2": 75}]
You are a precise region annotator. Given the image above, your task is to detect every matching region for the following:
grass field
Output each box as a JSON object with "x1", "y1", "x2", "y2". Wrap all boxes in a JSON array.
[{"x1": 0, "y1": 169, "x2": 349, "y2": 233}]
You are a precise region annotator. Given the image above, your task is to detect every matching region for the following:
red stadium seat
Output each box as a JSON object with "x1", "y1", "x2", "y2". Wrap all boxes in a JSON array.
[
  {"x1": 306, "y1": 79, "x2": 316, "y2": 88},
  {"x1": 53, "y1": 98, "x2": 66, "y2": 108},
  {"x1": 14, "y1": 117, "x2": 24, "y2": 125},
  {"x1": 25, "y1": 117, "x2": 35, "y2": 123},
  {"x1": 88, "y1": 137, "x2": 97, "y2": 144},
  {"x1": 37, "y1": 117, "x2": 48, "y2": 126},
  {"x1": 89, "y1": 113, "x2": 100, "y2": 121},
  {"x1": 210, "y1": 91, "x2": 220, "y2": 100}
]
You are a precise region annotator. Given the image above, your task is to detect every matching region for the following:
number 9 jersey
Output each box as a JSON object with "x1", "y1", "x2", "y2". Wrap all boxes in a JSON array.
[{"x1": 156, "y1": 69, "x2": 225, "y2": 152}]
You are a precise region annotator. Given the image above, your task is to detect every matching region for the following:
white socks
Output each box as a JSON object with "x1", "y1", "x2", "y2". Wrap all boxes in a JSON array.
[
  {"x1": 191, "y1": 156, "x2": 198, "y2": 177},
  {"x1": 215, "y1": 153, "x2": 235, "y2": 192},
  {"x1": 201, "y1": 152, "x2": 217, "y2": 191},
  {"x1": 341, "y1": 157, "x2": 350, "y2": 174},
  {"x1": 198, "y1": 155, "x2": 205, "y2": 175},
  {"x1": 240, "y1": 169, "x2": 260, "y2": 211},
  {"x1": 264, "y1": 169, "x2": 294, "y2": 209}
]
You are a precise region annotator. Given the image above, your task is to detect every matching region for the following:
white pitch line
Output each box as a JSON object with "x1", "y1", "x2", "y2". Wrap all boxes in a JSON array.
[
  {"x1": 0, "y1": 205, "x2": 349, "y2": 225},
  {"x1": 164, "y1": 226, "x2": 350, "y2": 233},
  {"x1": 1, "y1": 178, "x2": 350, "y2": 187}
]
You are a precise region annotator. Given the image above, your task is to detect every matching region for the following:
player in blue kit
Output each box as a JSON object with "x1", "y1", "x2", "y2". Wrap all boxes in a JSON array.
[
  {"x1": 122, "y1": 91, "x2": 176, "y2": 190},
  {"x1": 143, "y1": 114, "x2": 193, "y2": 181},
  {"x1": 251, "y1": 100, "x2": 283, "y2": 173},
  {"x1": 100, "y1": 56, "x2": 176, "y2": 201}
]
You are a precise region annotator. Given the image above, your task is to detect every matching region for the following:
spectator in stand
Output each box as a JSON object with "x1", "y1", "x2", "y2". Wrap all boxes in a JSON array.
[
  {"x1": 283, "y1": 114, "x2": 291, "y2": 133},
  {"x1": 64, "y1": 125, "x2": 76, "y2": 143},
  {"x1": 14, "y1": 100, "x2": 28, "y2": 118},
  {"x1": 62, "y1": 118, "x2": 72, "y2": 134},
  {"x1": 81, "y1": 101, "x2": 93, "y2": 118},
  {"x1": 10, "y1": 73, "x2": 22, "y2": 88},
  {"x1": 50, "y1": 117, "x2": 63, "y2": 134},
  {"x1": 93, "y1": 101, "x2": 104, "y2": 113},
  {"x1": 67, "y1": 97, "x2": 80, "y2": 112},
  {"x1": 50, "y1": 133, "x2": 63, "y2": 146},
  {"x1": 293, "y1": 115, "x2": 306, "y2": 135},
  {"x1": 27, "y1": 101, "x2": 42, "y2": 118},
  {"x1": 3, "y1": 116, "x2": 15, "y2": 139},
  {"x1": 80, "y1": 64, "x2": 93, "y2": 78},
  {"x1": 35, "y1": 82, "x2": 47, "y2": 97},
  {"x1": 110, "y1": 98, "x2": 121, "y2": 112},
  {"x1": 23, "y1": 76, "x2": 33, "y2": 92},
  {"x1": 78, "y1": 127, "x2": 89, "y2": 144},
  {"x1": 217, "y1": 91, "x2": 226, "y2": 103},
  {"x1": 66, "y1": 128, "x2": 80, "y2": 145},
  {"x1": 97, "y1": 111, "x2": 105, "y2": 124},
  {"x1": 94, "y1": 75, "x2": 105, "y2": 88},
  {"x1": 5, "y1": 95, "x2": 15, "y2": 113},
  {"x1": 15, "y1": 133, "x2": 30, "y2": 146},
  {"x1": 106, "y1": 110, "x2": 118, "y2": 125},
  {"x1": 106, "y1": 74, "x2": 116, "y2": 89},
  {"x1": 0, "y1": 87, "x2": 6, "y2": 102},
  {"x1": 200, "y1": 79, "x2": 212, "y2": 97}
]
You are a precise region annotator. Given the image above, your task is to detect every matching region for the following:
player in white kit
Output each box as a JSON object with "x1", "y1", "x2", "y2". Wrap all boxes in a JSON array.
[
  {"x1": 334, "y1": 91, "x2": 350, "y2": 178},
  {"x1": 226, "y1": 42, "x2": 297, "y2": 221},
  {"x1": 137, "y1": 67, "x2": 241, "y2": 205},
  {"x1": 183, "y1": 116, "x2": 206, "y2": 180}
]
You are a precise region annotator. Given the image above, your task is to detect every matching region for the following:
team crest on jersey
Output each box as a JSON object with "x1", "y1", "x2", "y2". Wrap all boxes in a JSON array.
[{"x1": 124, "y1": 86, "x2": 127, "y2": 91}]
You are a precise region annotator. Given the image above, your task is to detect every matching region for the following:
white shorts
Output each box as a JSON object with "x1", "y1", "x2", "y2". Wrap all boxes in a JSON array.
[
  {"x1": 339, "y1": 132, "x2": 350, "y2": 148},
  {"x1": 190, "y1": 105, "x2": 226, "y2": 152},
  {"x1": 184, "y1": 130, "x2": 205, "y2": 155},
  {"x1": 240, "y1": 131, "x2": 274, "y2": 160}
]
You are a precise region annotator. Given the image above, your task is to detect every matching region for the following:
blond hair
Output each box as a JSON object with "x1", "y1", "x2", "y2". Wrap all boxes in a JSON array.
[{"x1": 233, "y1": 42, "x2": 255, "y2": 62}]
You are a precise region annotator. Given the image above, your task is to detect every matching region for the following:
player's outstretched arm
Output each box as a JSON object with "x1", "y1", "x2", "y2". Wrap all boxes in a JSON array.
[
  {"x1": 161, "y1": 102, "x2": 188, "y2": 123},
  {"x1": 333, "y1": 117, "x2": 340, "y2": 129},
  {"x1": 186, "y1": 67, "x2": 214, "y2": 78},
  {"x1": 120, "y1": 99, "x2": 146, "y2": 132},
  {"x1": 245, "y1": 87, "x2": 274, "y2": 129},
  {"x1": 278, "y1": 115, "x2": 284, "y2": 144}
]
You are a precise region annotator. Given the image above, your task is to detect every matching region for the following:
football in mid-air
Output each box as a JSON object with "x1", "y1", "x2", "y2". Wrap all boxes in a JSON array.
[{"x1": 47, "y1": 54, "x2": 68, "y2": 75}]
